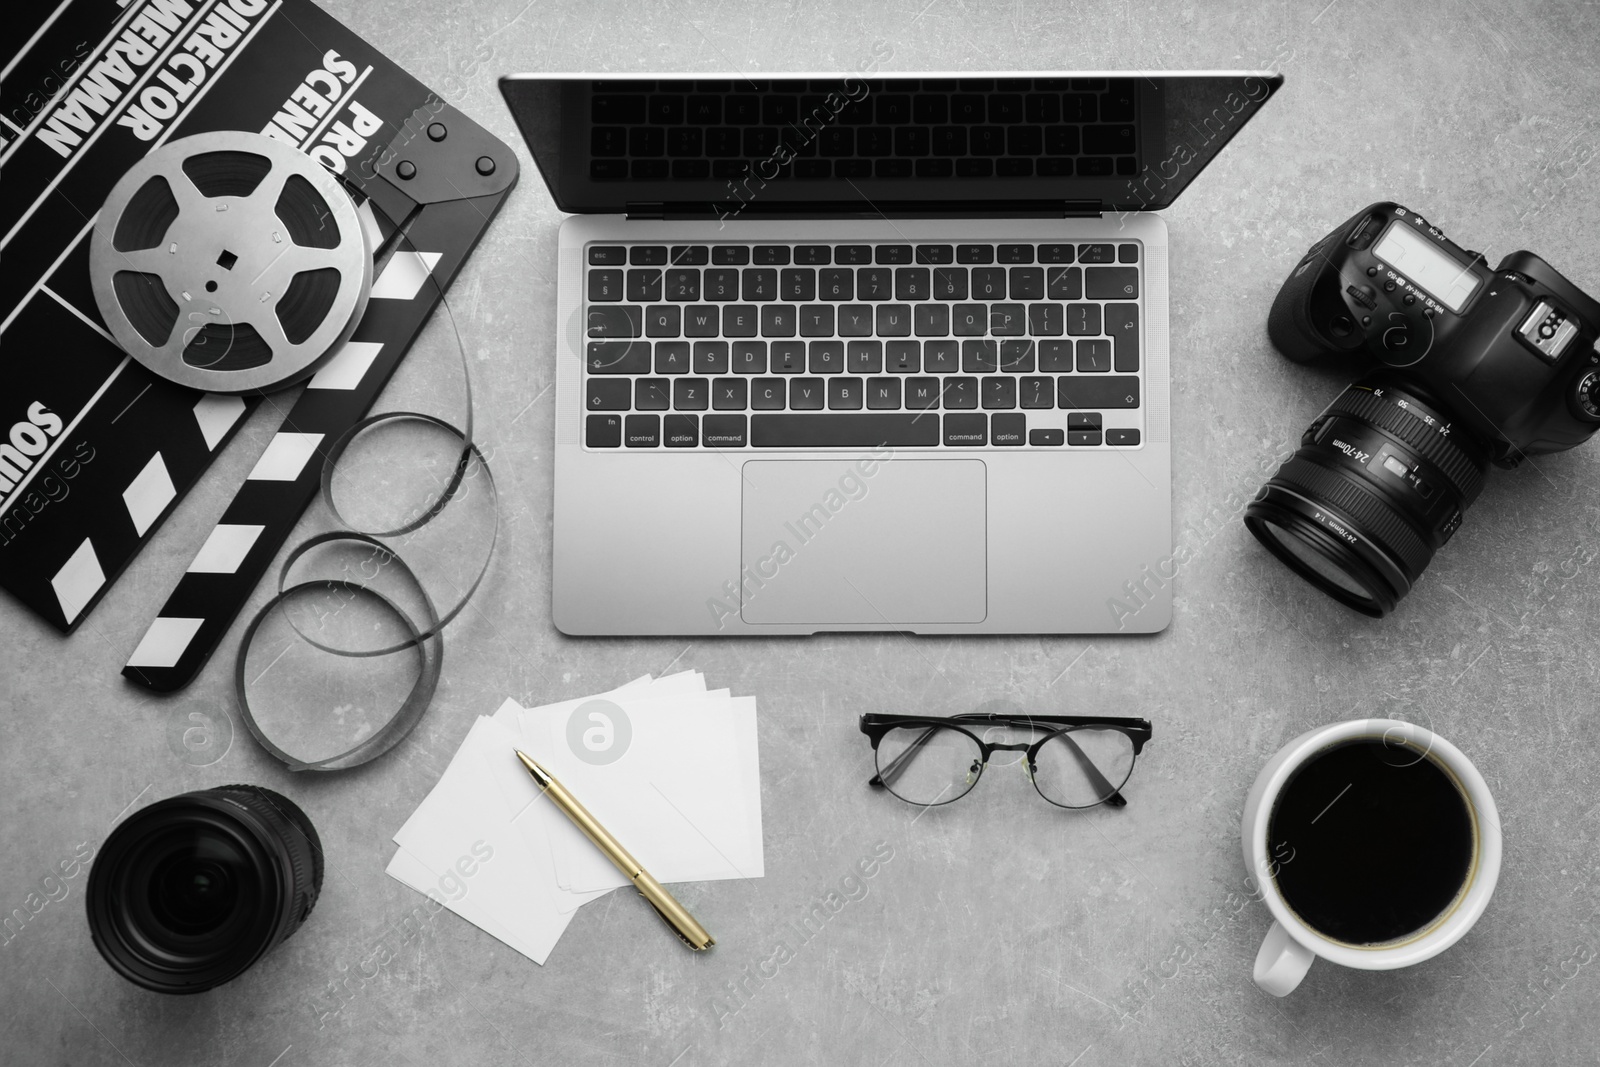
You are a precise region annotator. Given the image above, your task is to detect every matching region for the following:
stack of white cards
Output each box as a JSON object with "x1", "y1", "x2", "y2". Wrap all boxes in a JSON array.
[{"x1": 386, "y1": 672, "x2": 762, "y2": 964}]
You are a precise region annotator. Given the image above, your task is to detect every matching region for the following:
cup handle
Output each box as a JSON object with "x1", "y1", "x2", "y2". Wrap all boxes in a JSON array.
[{"x1": 1253, "y1": 920, "x2": 1314, "y2": 996}]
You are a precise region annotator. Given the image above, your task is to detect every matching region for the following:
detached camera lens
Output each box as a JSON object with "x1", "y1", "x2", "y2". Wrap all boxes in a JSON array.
[
  {"x1": 86, "y1": 786, "x2": 322, "y2": 994},
  {"x1": 1244, "y1": 377, "x2": 1490, "y2": 616}
]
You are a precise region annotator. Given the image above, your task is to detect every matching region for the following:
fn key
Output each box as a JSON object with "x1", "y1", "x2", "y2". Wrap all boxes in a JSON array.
[{"x1": 586, "y1": 413, "x2": 622, "y2": 447}]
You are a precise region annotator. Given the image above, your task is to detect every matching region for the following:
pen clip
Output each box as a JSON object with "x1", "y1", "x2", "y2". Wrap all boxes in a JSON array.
[{"x1": 639, "y1": 890, "x2": 709, "y2": 951}]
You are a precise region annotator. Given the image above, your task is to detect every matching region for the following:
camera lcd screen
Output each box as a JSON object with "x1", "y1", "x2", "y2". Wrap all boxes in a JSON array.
[{"x1": 1373, "y1": 222, "x2": 1480, "y2": 311}]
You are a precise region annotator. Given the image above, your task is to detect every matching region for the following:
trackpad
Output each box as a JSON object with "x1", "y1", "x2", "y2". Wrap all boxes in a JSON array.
[{"x1": 739, "y1": 459, "x2": 986, "y2": 625}]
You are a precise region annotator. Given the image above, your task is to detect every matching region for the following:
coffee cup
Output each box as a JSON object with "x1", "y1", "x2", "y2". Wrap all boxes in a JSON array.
[{"x1": 1240, "y1": 719, "x2": 1501, "y2": 996}]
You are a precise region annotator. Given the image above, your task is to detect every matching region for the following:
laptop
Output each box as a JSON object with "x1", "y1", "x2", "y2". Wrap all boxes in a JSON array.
[{"x1": 497, "y1": 72, "x2": 1281, "y2": 635}]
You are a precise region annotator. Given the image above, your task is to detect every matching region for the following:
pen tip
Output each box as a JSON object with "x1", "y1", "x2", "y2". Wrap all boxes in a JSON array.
[{"x1": 514, "y1": 749, "x2": 549, "y2": 784}]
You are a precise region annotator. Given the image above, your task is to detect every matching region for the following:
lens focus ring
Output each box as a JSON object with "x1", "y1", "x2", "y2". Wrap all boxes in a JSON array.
[
  {"x1": 1325, "y1": 388, "x2": 1487, "y2": 502},
  {"x1": 1273, "y1": 456, "x2": 1434, "y2": 577}
]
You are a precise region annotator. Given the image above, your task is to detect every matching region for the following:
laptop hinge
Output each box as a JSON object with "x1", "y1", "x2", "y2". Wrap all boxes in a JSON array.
[{"x1": 626, "y1": 200, "x2": 1105, "y2": 220}]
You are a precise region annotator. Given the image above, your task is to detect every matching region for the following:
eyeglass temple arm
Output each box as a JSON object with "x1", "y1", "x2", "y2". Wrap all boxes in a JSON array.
[
  {"x1": 868, "y1": 725, "x2": 944, "y2": 789},
  {"x1": 1048, "y1": 729, "x2": 1128, "y2": 808}
]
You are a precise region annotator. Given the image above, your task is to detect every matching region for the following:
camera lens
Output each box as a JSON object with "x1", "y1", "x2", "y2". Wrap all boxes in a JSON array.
[
  {"x1": 1244, "y1": 375, "x2": 1490, "y2": 616},
  {"x1": 86, "y1": 785, "x2": 322, "y2": 994}
]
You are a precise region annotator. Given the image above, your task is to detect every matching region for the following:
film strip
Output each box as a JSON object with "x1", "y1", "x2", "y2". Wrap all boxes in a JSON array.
[{"x1": 121, "y1": 184, "x2": 505, "y2": 692}]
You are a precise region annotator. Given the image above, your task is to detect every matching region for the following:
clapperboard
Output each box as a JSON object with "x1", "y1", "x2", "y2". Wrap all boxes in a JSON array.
[{"x1": 0, "y1": 0, "x2": 516, "y2": 690}]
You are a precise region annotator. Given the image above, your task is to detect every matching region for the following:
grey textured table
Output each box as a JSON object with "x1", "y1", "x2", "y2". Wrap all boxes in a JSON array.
[{"x1": 6, "y1": 1, "x2": 1600, "y2": 1064}]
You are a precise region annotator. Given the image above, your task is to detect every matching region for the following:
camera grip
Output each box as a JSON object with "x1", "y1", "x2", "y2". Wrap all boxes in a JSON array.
[{"x1": 1268, "y1": 253, "x2": 1353, "y2": 363}]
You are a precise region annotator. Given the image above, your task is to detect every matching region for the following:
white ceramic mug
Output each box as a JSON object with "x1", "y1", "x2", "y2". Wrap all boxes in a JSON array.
[{"x1": 1240, "y1": 719, "x2": 1501, "y2": 996}]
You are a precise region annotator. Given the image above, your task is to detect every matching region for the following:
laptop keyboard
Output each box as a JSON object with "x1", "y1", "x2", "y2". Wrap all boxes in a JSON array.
[{"x1": 582, "y1": 241, "x2": 1143, "y2": 450}]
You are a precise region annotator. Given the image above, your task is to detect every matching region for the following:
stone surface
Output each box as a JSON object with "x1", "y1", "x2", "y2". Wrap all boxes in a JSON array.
[{"x1": 5, "y1": 1, "x2": 1600, "y2": 1064}]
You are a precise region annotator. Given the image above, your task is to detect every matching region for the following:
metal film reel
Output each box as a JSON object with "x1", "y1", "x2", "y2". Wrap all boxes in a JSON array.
[{"x1": 90, "y1": 131, "x2": 372, "y2": 394}]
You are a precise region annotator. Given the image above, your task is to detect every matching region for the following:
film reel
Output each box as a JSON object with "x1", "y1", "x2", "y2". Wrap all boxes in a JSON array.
[{"x1": 89, "y1": 131, "x2": 371, "y2": 394}]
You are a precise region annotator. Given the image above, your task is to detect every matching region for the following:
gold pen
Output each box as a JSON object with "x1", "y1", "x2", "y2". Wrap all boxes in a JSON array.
[{"x1": 515, "y1": 749, "x2": 715, "y2": 951}]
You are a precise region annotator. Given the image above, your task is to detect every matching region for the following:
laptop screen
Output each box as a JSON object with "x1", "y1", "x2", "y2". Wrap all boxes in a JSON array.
[{"x1": 498, "y1": 73, "x2": 1281, "y2": 216}]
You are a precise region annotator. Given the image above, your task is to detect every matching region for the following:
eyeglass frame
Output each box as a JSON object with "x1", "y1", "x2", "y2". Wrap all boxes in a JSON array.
[{"x1": 858, "y1": 712, "x2": 1153, "y2": 809}]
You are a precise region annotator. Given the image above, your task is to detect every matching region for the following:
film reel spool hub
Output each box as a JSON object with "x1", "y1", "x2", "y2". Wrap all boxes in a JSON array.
[{"x1": 90, "y1": 131, "x2": 372, "y2": 394}]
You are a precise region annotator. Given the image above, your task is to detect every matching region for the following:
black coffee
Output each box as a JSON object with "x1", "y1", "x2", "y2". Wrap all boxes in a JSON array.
[{"x1": 1268, "y1": 738, "x2": 1474, "y2": 945}]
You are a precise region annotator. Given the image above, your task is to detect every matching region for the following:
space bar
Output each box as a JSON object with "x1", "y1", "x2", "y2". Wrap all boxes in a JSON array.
[{"x1": 751, "y1": 414, "x2": 941, "y2": 448}]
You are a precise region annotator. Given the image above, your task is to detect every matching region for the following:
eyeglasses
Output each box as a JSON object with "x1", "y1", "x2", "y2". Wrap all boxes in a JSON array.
[{"x1": 859, "y1": 712, "x2": 1152, "y2": 809}]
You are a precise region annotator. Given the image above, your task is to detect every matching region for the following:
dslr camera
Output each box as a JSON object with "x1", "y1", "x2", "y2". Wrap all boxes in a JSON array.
[{"x1": 1246, "y1": 202, "x2": 1600, "y2": 616}]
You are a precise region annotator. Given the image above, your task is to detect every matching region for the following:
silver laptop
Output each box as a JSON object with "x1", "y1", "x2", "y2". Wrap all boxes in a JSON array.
[{"x1": 498, "y1": 72, "x2": 1280, "y2": 635}]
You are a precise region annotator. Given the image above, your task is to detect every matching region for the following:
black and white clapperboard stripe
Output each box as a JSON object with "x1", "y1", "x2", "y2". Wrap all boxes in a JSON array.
[
  {"x1": 122, "y1": 205, "x2": 473, "y2": 692},
  {"x1": 1, "y1": 0, "x2": 514, "y2": 682}
]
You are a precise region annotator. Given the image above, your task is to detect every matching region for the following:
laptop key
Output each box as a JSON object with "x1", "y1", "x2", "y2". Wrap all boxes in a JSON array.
[
  {"x1": 586, "y1": 413, "x2": 622, "y2": 447},
  {"x1": 636, "y1": 378, "x2": 671, "y2": 410},
  {"x1": 742, "y1": 268, "x2": 777, "y2": 301},
  {"x1": 998, "y1": 244, "x2": 1034, "y2": 264},
  {"x1": 952, "y1": 304, "x2": 987, "y2": 335},
  {"x1": 829, "y1": 377, "x2": 864, "y2": 410},
  {"x1": 972, "y1": 267, "x2": 1006, "y2": 299},
  {"x1": 982, "y1": 377, "x2": 1017, "y2": 409},
  {"x1": 859, "y1": 267, "x2": 893, "y2": 301},
  {"x1": 1058, "y1": 375, "x2": 1139, "y2": 409},
  {"x1": 962, "y1": 339, "x2": 998, "y2": 372},
  {"x1": 1039, "y1": 244, "x2": 1075, "y2": 264},
  {"x1": 999, "y1": 339, "x2": 1034, "y2": 372},
  {"x1": 1047, "y1": 266, "x2": 1083, "y2": 299},
  {"x1": 1078, "y1": 243, "x2": 1116, "y2": 264},
  {"x1": 714, "y1": 378, "x2": 748, "y2": 410},
  {"x1": 799, "y1": 305, "x2": 835, "y2": 336},
  {"x1": 587, "y1": 379, "x2": 631, "y2": 410},
  {"x1": 664, "y1": 269, "x2": 700, "y2": 301},
  {"x1": 781, "y1": 269, "x2": 816, "y2": 301},
  {"x1": 587, "y1": 306, "x2": 643, "y2": 338},
  {"x1": 1066, "y1": 303, "x2": 1102, "y2": 336},
  {"x1": 703, "y1": 415, "x2": 748, "y2": 447},
  {"x1": 653, "y1": 342, "x2": 689, "y2": 375},
  {"x1": 664, "y1": 414, "x2": 698, "y2": 447},
  {"x1": 753, "y1": 246, "x2": 790, "y2": 265},
  {"x1": 820, "y1": 268, "x2": 854, "y2": 301},
  {"x1": 625, "y1": 414, "x2": 660, "y2": 448},
  {"x1": 905, "y1": 377, "x2": 940, "y2": 409},
  {"x1": 943, "y1": 413, "x2": 987, "y2": 446},
  {"x1": 887, "y1": 341, "x2": 921, "y2": 373},
  {"x1": 957, "y1": 244, "x2": 994, "y2": 264},
  {"x1": 1020, "y1": 375, "x2": 1054, "y2": 408},
  {"x1": 674, "y1": 378, "x2": 710, "y2": 410},
  {"x1": 848, "y1": 341, "x2": 884, "y2": 373},
  {"x1": 989, "y1": 304, "x2": 1026, "y2": 336},
  {"x1": 1069, "y1": 430, "x2": 1103, "y2": 446},
  {"x1": 933, "y1": 266, "x2": 969, "y2": 300},
  {"x1": 725, "y1": 341, "x2": 762, "y2": 373},
  {"x1": 750, "y1": 413, "x2": 940, "y2": 448},
  {"x1": 1107, "y1": 428, "x2": 1141, "y2": 445},
  {"x1": 876, "y1": 304, "x2": 912, "y2": 337},
  {"x1": 751, "y1": 378, "x2": 787, "y2": 409},
  {"x1": 795, "y1": 245, "x2": 831, "y2": 265},
  {"x1": 630, "y1": 246, "x2": 668, "y2": 265},
  {"x1": 589, "y1": 269, "x2": 623, "y2": 301},
  {"x1": 705, "y1": 269, "x2": 740, "y2": 300},
  {"x1": 671, "y1": 245, "x2": 709, "y2": 265},
  {"x1": 772, "y1": 342, "x2": 806, "y2": 373},
  {"x1": 645, "y1": 305, "x2": 680, "y2": 337},
  {"x1": 589, "y1": 246, "x2": 626, "y2": 265},
  {"x1": 895, "y1": 268, "x2": 931, "y2": 301},
  {"x1": 1068, "y1": 413, "x2": 1103, "y2": 429},
  {"x1": 723, "y1": 305, "x2": 759, "y2": 337},
  {"x1": 587, "y1": 341, "x2": 651, "y2": 373},
  {"x1": 809, "y1": 341, "x2": 845, "y2": 374},
  {"x1": 683, "y1": 305, "x2": 718, "y2": 336},
  {"x1": 914, "y1": 304, "x2": 950, "y2": 336},
  {"x1": 761, "y1": 305, "x2": 797, "y2": 337},
  {"x1": 867, "y1": 377, "x2": 902, "y2": 409},
  {"x1": 712, "y1": 246, "x2": 750, "y2": 265},
  {"x1": 1028, "y1": 303, "x2": 1064, "y2": 336},
  {"x1": 789, "y1": 378, "x2": 825, "y2": 410},
  {"x1": 916, "y1": 245, "x2": 954, "y2": 264},
  {"x1": 944, "y1": 376, "x2": 979, "y2": 409},
  {"x1": 1037, "y1": 340, "x2": 1073, "y2": 372},
  {"x1": 838, "y1": 305, "x2": 874, "y2": 336},
  {"x1": 1010, "y1": 267, "x2": 1044, "y2": 299},
  {"x1": 1030, "y1": 428, "x2": 1064, "y2": 445},
  {"x1": 1086, "y1": 266, "x2": 1139, "y2": 300},
  {"x1": 626, "y1": 269, "x2": 663, "y2": 301},
  {"x1": 1105, "y1": 303, "x2": 1140, "y2": 371},
  {"x1": 924, "y1": 340, "x2": 959, "y2": 373},
  {"x1": 1076, "y1": 339, "x2": 1112, "y2": 372},
  {"x1": 991, "y1": 412, "x2": 1026, "y2": 445},
  {"x1": 693, "y1": 341, "x2": 730, "y2": 374}
]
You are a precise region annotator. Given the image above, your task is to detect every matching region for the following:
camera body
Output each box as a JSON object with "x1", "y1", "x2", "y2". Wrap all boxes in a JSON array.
[{"x1": 1267, "y1": 201, "x2": 1600, "y2": 465}]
